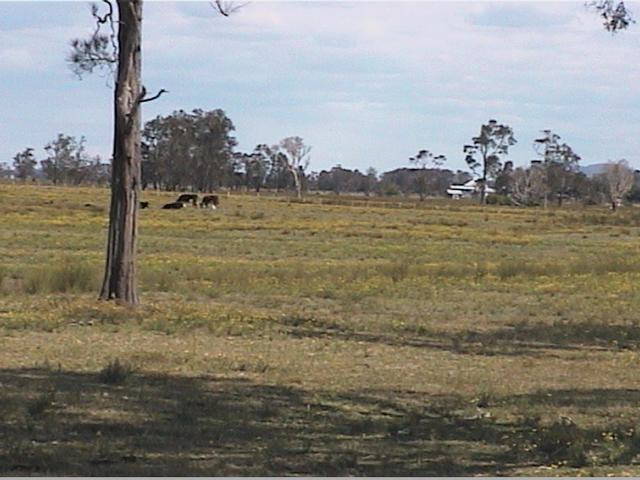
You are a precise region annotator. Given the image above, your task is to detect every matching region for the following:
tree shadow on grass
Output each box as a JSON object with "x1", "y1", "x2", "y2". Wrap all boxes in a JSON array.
[
  {"x1": 0, "y1": 366, "x2": 528, "y2": 476},
  {"x1": 2, "y1": 367, "x2": 640, "y2": 475},
  {"x1": 279, "y1": 316, "x2": 640, "y2": 356}
]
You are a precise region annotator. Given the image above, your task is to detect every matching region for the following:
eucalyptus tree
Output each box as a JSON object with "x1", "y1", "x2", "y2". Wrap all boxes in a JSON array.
[
  {"x1": 603, "y1": 159, "x2": 635, "y2": 210},
  {"x1": 464, "y1": 120, "x2": 516, "y2": 203},
  {"x1": 238, "y1": 148, "x2": 271, "y2": 193},
  {"x1": 142, "y1": 111, "x2": 191, "y2": 191},
  {"x1": 255, "y1": 144, "x2": 290, "y2": 192},
  {"x1": 41, "y1": 134, "x2": 90, "y2": 185},
  {"x1": 12, "y1": 148, "x2": 37, "y2": 181},
  {"x1": 315, "y1": 165, "x2": 370, "y2": 194},
  {"x1": 533, "y1": 130, "x2": 582, "y2": 206},
  {"x1": 279, "y1": 136, "x2": 311, "y2": 200},
  {"x1": 409, "y1": 149, "x2": 446, "y2": 200},
  {"x1": 191, "y1": 109, "x2": 237, "y2": 192},
  {"x1": 69, "y1": 0, "x2": 232, "y2": 304},
  {"x1": 510, "y1": 165, "x2": 547, "y2": 206},
  {"x1": 362, "y1": 167, "x2": 379, "y2": 196}
]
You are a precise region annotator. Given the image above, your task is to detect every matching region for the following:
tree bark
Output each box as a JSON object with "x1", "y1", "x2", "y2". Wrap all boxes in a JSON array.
[
  {"x1": 99, "y1": 0, "x2": 143, "y2": 304},
  {"x1": 290, "y1": 167, "x2": 303, "y2": 200}
]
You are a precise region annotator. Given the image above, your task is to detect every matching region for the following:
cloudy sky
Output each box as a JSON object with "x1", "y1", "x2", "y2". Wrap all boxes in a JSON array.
[{"x1": 1, "y1": 1, "x2": 639, "y2": 175}]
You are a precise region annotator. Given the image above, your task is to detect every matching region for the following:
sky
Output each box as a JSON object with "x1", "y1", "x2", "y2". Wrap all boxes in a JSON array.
[{"x1": 1, "y1": 0, "x2": 640, "y2": 175}]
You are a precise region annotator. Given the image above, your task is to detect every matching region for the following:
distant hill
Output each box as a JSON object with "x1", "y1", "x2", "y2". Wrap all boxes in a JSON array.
[{"x1": 580, "y1": 163, "x2": 608, "y2": 177}]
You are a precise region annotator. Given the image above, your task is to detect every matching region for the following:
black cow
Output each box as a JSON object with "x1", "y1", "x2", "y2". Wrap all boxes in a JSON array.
[
  {"x1": 176, "y1": 194, "x2": 198, "y2": 206},
  {"x1": 139, "y1": 201, "x2": 149, "y2": 209},
  {"x1": 200, "y1": 194, "x2": 219, "y2": 209},
  {"x1": 162, "y1": 201, "x2": 185, "y2": 209}
]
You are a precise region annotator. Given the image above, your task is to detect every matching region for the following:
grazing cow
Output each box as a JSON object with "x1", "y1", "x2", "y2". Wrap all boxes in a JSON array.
[
  {"x1": 139, "y1": 201, "x2": 149, "y2": 209},
  {"x1": 176, "y1": 194, "x2": 198, "y2": 207},
  {"x1": 200, "y1": 194, "x2": 219, "y2": 209},
  {"x1": 162, "y1": 201, "x2": 185, "y2": 209}
]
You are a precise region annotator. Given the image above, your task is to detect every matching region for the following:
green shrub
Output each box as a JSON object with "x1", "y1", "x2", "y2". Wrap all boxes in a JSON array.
[
  {"x1": 98, "y1": 358, "x2": 134, "y2": 385},
  {"x1": 531, "y1": 418, "x2": 589, "y2": 467},
  {"x1": 22, "y1": 259, "x2": 99, "y2": 294}
]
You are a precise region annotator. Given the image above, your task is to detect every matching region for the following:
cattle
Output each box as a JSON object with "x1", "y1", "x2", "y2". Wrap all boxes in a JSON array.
[
  {"x1": 162, "y1": 201, "x2": 185, "y2": 209},
  {"x1": 139, "y1": 201, "x2": 149, "y2": 209},
  {"x1": 176, "y1": 193, "x2": 198, "y2": 207},
  {"x1": 200, "y1": 194, "x2": 219, "y2": 209}
]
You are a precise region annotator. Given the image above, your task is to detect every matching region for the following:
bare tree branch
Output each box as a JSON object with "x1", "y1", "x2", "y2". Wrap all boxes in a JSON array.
[
  {"x1": 211, "y1": 0, "x2": 246, "y2": 17},
  {"x1": 94, "y1": 0, "x2": 118, "y2": 58},
  {"x1": 139, "y1": 88, "x2": 168, "y2": 104}
]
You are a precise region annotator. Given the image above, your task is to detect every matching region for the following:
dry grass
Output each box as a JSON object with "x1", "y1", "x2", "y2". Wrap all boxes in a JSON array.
[{"x1": 1, "y1": 183, "x2": 640, "y2": 475}]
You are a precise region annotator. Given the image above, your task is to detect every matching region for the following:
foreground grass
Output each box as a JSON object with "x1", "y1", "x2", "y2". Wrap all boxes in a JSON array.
[{"x1": 1, "y1": 184, "x2": 640, "y2": 475}]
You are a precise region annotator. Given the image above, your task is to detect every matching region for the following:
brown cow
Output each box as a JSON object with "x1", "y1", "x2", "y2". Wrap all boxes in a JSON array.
[
  {"x1": 200, "y1": 195, "x2": 219, "y2": 209},
  {"x1": 176, "y1": 194, "x2": 198, "y2": 206}
]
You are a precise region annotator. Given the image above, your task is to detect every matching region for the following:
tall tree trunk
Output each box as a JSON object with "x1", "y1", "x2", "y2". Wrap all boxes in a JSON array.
[
  {"x1": 100, "y1": 0, "x2": 143, "y2": 304},
  {"x1": 290, "y1": 167, "x2": 302, "y2": 200},
  {"x1": 480, "y1": 151, "x2": 488, "y2": 204}
]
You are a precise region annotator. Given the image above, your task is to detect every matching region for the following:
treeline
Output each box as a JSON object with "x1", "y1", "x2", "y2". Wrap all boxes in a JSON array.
[
  {"x1": 10, "y1": 134, "x2": 110, "y2": 185},
  {"x1": 310, "y1": 166, "x2": 472, "y2": 198},
  {"x1": 4, "y1": 108, "x2": 474, "y2": 200},
  {"x1": 4, "y1": 110, "x2": 640, "y2": 209}
]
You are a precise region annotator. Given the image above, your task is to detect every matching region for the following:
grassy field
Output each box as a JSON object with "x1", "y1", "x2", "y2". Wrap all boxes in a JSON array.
[{"x1": 2, "y1": 183, "x2": 640, "y2": 475}]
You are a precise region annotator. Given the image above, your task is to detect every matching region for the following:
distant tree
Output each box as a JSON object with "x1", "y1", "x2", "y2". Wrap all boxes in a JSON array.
[
  {"x1": 381, "y1": 167, "x2": 458, "y2": 198},
  {"x1": 191, "y1": 109, "x2": 237, "y2": 191},
  {"x1": 409, "y1": 149, "x2": 446, "y2": 200},
  {"x1": 85, "y1": 156, "x2": 112, "y2": 185},
  {"x1": 510, "y1": 164, "x2": 546, "y2": 206},
  {"x1": 624, "y1": 170, "x2": 640, "y2": 202},
  {"x1": 142, "y1": 111, "x2": 189, "y2": 191},
  {"x1": 377, "y1": 178, "x2": 401, "y2": 197},
  {"x1": 534, "y1": 130, "x2": 581, "y2": 206},
  {"x1": 380, "y1": 168, "x2": 413, "y2": 195},
  {"x1": 574, "y1": 172, "x2": 606, "y2": 205},
  {"x1": 255, "y1": 145, "x2": 288, "y2": 192},
  {"x1": 235, "y1": 148, "x2": 269, "y2": 193},
  {"x1": 601, "y1": 159, "x2": 635, "y2": 210},
  {"x1": 494, "y1": 160, "x2": 514, "y2": 196},
  {"x1": 279, "y1": 136, "x2": 311, "y2": 200},
  {"x1": 314, "y1": 165, "x2": 371, "y2": 195},
  {"x1": 12, "y1": 148, "x2": 37, "y2": 181},
  {"x1": 0, "y1": 163, "x2": 13, "y2": 179},
  {"x1": 464, "y1": 119, "x2": 516, "y2": 203},
  {"x1": 41, "y1": 134, "x2": 90, "y2": 185},
  {"x1": 142, "y1": 109, "x2": 236, "y2": 192},
  {"x1": 329, "y1": 166, "x2": 354, "y2": 194},
  {"x1": 361, "y1": 167, "x2": 379, "y2": 196}
]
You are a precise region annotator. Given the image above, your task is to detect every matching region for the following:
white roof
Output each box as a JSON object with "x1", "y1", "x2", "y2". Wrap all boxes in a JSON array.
[{"x1": 447, "y1": 179, "x2": 495, "y2": 195}]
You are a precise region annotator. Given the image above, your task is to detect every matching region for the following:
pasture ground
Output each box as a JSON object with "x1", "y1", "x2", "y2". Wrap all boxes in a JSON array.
[{"x1": 1, "y1": 184, "x2": 640, "y2": 475}]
